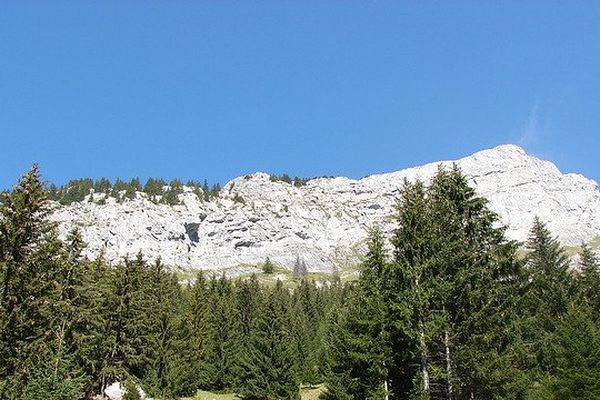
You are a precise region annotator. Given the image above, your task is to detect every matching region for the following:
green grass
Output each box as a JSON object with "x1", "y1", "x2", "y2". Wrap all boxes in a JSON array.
[
  {"x1": 185, "y1": 390, "x2": 240, "y2": 400},
  {"x1": 185, "y1": 385, "x2": 325, "y2": 400},
  {"x1": 563, "y1": 236, "x2": 600, "y2": 257},
  {"x1": 175, "y1": 259, "x2": 363, "y2": 289}
]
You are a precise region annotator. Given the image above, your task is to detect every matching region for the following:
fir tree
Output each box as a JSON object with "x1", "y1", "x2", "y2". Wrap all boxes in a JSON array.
[
  {"x1": 238, "y1": 280, "x2": 300, "y2": 400},
  {"x1": 293, "y1": 255, "x2": 308, "y2": 280},
  {"x1": 522, "y1": 217, "x2": 574, "y2": 377},
  {"x1": 577, "y1": 243, "x2": 600, "y2": 315},
  {"x1": 0, "y1": 165, "x2": 61, "y2": 397},
  {"x1": 199, "y1": 275, "x2": 239, "y2": 391},
  {"x1": 550, "y1": 305, "x2": 600, "y2": 399},
  {"x1": 324, "y1": 226, "x2": 390, "y2": 400},
  {"x1": 262, "y1": 257, "x2": 275, "y2": 274}
]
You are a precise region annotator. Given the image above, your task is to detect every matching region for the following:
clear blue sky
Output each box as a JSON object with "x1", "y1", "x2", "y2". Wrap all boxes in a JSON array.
[{"x1": 1, "y1": 1, "x2": 599, "y2": 189}]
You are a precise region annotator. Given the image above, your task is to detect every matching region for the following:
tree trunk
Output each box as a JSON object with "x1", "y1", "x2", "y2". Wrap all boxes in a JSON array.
[
  {"x1": 445, "y1": 329, "x2": 453, "y2": 400},
  {"x1": 419, "y1": 325, "x2": 430, "y2": 394}
]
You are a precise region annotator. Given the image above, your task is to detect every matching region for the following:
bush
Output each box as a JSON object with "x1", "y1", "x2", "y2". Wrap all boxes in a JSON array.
[{"x1": 262, "y1": 257, "x2": 274, "y2": 274}]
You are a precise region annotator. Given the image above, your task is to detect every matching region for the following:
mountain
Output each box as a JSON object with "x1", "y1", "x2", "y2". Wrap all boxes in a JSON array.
[{"x1": 50, "y1": 144, "x2": 600, "y2": 273}]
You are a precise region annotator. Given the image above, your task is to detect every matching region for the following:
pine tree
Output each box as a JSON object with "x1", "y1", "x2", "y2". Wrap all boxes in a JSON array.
[
  {"x1": 238, "y1": 280, "x2": 300, "y2": 400},
  {"x1": 101, "y1": 253, "x2": 152, "y2": 389},
  {"x1": 291, "y1": 279, "x2": 322, "y2": 387},
  {"x1": 426, "y1": 166, "x2": 523, "y2": 399},
  {"x1": 577, "y1": 243, "x2": 600, "y2": 316},
  {"x1": 0, "y1": 165, "x2": 62, "y2": 397},
  {"x1": 139, "y1": 258, "x2": 186, "y2": 398},
  {"x1": 323, "y1": 226, "x2": 390, "y2": 399},
  {"x1": 326, "y1": 168, "x2": 524, "y2": 399},
  {"x1": 293, "y1": 255, "x2": 308, "y2": 280},
  {"x1": 549, "y1": 304, "x2": 600, "y2": 399},
  {"x1": 262, "y1": 257, "x2": 275, "y2": 274},
  {"x1": 522, "y1": 217, "x2": 574, "y2": 377},
  {"x1": 181, "y1": 272, "x2": 211, "y2": 393},
  {"x1": 199, "y1": 275, "x2": 239, "y2": 391}
]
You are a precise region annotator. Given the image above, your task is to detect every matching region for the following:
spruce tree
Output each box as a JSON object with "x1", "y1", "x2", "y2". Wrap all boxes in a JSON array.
[
  {"x1": 522, "y1": 217, "x2": 574, "y2": 377},
  {"x1": 0, "y1": 165, "x2": 61, "y2": 397},
  {"x1": 238, "y1": 280, "x2": 300, "y2": 400},
  {"x1": 293, "y1": 255, "x2": 308, "y2": 280},
  {"x1": 550, "y1": 305, "x2": 600, "y2": 399},
  {"x1": 577, "y1": 243, "x2": 600, "y2": 315},
  {"x1": 200, "y1": 275, "x2": 239, "y2": 391},
  {"x1": 139, "y1": 258, "x2": 185, "y2": 398},
  {"x1": 324, "y1": 226, "x2": 390, "y2": 399},
  {"x1": 262, "y1": 257, "x2": 275, "y2": 274}
]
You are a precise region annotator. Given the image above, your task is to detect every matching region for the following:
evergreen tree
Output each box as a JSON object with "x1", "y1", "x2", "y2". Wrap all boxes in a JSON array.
[
  {"x1": 0, "y1": 165, "x2": 62, "y2": 397},
  {"x1": 577, "y1": 243, "x2": 600, "y2": 315},
  {"x1": 202, "y1": 180, "x2": 210, "y2": 201},
  {"x1": 199, "y1": 275, "x2": 239, "y2": 391},
  {"x1": 293, "y1": 255, "x2": 308, "y2": 280},
  {"x1": 549, "y1": 305, "x2": 600, "y2": 399},
  {"x1": 262, "y1": 257, "x2": 275, "y2": 274},
  {"x1": 521, "y1": 217, "x2": 574, "y2": 378},
  {"x1": 291, "y1": 279, "x2": 323, "y2": 387},
  {"x1": 111, "y1": 178, "x2": 126, "y2": 202},
  {"x1": 238, "y1": 280, "x2": 300, "y2": 400},
  {"x1": 324, "y1": 227, "x2": 390, "y2": 400},
  {"x1": 93, "y1": 177, "x2": 111, "y2": 194},
  {"x1": 139, "y1": 258, "x2": 186, "y2": 398},
  {"x1": 100, "y1": 253, "x2": 152, "y2": 389}
]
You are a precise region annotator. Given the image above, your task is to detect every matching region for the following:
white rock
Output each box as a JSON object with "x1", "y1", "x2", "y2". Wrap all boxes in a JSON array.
[
  {"x1": 103, "y1": 381, "x2": 146, "y2": 400},
  {"x1": 50, "y1": 145, "x2": 600, "y2": 272}
]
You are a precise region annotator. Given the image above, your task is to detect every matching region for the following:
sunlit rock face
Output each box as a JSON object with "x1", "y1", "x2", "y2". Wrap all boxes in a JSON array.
[{"x1": 50, "y1": 145, "x2": 600, "y2": 272}]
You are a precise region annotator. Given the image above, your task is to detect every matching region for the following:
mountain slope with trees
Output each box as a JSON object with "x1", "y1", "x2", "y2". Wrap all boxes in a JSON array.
[{"x1": 1, "y1": 164, "x2": 599, "y2": 399}]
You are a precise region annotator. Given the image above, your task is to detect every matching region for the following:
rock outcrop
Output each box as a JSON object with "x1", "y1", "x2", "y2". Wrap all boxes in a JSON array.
[{"x1": 50, "y1": 145, "x2": 600, "y2": 272}]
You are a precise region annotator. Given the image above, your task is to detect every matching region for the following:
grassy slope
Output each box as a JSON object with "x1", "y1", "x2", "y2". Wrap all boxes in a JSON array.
[
  {"x1": 563, "y1": 235, "x2": 600, "y2": 257},
  {"x1": 186, "y1": 385, "x2": 325, "y2": 400}
]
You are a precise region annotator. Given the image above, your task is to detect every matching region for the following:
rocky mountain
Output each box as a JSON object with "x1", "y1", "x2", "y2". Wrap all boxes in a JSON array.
[{"x1": 50, "y1": 144, "x2": 600, "y2": 273}]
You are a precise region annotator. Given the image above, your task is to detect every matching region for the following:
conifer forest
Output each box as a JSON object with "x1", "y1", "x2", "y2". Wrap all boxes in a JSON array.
[{"x1": 1, "y1": 165, "x2": 599, "y2": 400}]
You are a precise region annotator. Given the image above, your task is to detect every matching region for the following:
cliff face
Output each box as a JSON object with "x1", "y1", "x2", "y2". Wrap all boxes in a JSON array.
[{"x1": 50, "y1": 145, "x2": 600, "y2": 272}]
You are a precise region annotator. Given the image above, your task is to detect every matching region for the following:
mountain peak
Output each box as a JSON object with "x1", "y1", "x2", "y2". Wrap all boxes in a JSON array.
[{"x1": 50, "y1": 145, "x2": 600, "y2": 273}]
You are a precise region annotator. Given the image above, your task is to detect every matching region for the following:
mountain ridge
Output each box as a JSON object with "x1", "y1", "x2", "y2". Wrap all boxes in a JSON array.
[{"x1": 50, "y1": 144, "x2": 600, "y2": 273}]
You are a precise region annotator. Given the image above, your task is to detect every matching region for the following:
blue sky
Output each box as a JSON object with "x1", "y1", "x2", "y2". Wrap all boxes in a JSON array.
[{"x1": 1, "y1": 2, "x2": 599, "y2": 189}]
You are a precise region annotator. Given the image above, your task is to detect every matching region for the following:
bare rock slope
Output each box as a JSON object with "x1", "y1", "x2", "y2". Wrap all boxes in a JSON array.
[{"x1": 51, "y1": 145, "x2": 600, "y2": 272}]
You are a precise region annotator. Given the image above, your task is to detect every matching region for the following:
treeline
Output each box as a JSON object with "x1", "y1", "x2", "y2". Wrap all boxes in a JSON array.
[
  {"x1": 2, "y1": 165, "x2": 600, "y2": 399},
  {"x1": 47, "y1": 177, "x2": 222, "y2": 205},
  {"x1": 0, "y1": 166, "x2": 345, "y2": 399},
  {"x1": 269, "y1": 174, "x2": 312, "y2": 187},
  {"x1": 323, "y1": 166, "x2": 600, "y2": 399}
]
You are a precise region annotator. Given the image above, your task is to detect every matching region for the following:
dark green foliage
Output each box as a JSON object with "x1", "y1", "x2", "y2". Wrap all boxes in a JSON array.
[
  {"x1": 22, "y1": 355, "x2": 87, "y2": 400},
  {"x1": 47, "y1": 176, "x2": 220, "y2": 205},
  {"x1": 325, "y1": 167, "x2": 526, "y2": 400},
  {"x1": 94, "y1": 177, "x2": 111, "y2": 194},
  {"x1": 577, "y1": 242, "x2": 600, "y2": 315},
  {"x1": 262, "y1": 257, "x2": 275, "y2": 274},
  {"x1": 210, "y1": 183, "x2": 221, "y2": 199},
  {"x1": 124, "y1": 178, "x2": 141, "y2": 200},
  {"x1": 199, "y1": 275, "x2": 239, "y2": 390},
  {"x1": 324, "y1": 226, "x2": 391, "y2": 400},
  {"x1": 0, "y1": 165, "x2": 59, "y2": 398},
  {"x1": 550, "y1": 305, "x2": 600, "y2": 399},
  {"x1": 123, "y1": 380, "x2": 142, "y2": 400},
  {"x1": 520, "y1": 217, "x2": 575, "y2": 379},
  {"x1": 270, "y1": 173, "x2": 312, "y2": 187},
  {"x1": 161, "y1": 179, "x2": 183, "y2": 205},
  {"x1": 47, "y1": 178, "x2": 94, "y2": 204},
  {"x1": 238, "y1": 280, "x2": 300, "y2": 400}
]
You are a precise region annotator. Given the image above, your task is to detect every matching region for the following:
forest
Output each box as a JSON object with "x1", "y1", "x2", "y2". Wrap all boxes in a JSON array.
[{"x1": 1, "y1": 165, "x2": 599, "y2": 400}]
